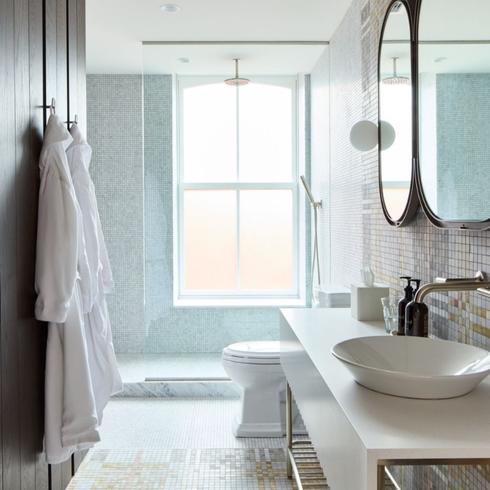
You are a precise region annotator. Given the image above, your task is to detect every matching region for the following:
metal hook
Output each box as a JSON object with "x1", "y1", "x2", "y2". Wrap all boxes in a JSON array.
[
  {"x1": 65, "y1": 114, "x2": 78, "y2": 127},
  {"x1": 40, "y1": 97, "x2": 56, "y2": 115}
]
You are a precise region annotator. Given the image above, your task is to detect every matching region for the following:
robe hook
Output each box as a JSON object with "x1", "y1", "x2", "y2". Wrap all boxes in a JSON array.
[
  {"x1": 65, "y1": 114, "x2": 78, "y2": 127},
  {"x1": 39, "y1": 97, "x2": 56, "y2": 115}
]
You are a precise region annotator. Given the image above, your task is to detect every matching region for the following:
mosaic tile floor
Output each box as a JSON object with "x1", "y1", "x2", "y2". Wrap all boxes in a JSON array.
[
  {"x1": 68, "y1": 448, "x2": 293, "y2": 489},
  {"x1": 98, "y1": 399, "x2": 285, "y2": 450}
]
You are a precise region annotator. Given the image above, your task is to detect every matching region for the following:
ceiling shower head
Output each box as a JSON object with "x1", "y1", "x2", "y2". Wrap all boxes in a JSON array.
[
  {"x1": 383, "y1": 57, "x2": 410, "y2": 85},
  {"x1": 224, "y1": 58, "x2": 250, "y2": 86}
]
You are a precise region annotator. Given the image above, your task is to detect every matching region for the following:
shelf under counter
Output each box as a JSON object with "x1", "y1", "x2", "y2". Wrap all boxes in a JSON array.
[{"x1": 280, "y1": 307, "x2": 490, "y2": 490}]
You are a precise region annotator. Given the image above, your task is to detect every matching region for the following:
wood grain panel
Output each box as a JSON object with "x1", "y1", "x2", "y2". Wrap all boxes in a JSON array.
[
  {"x1": 0, "y1": 0, "x2": 22, "y2": 487},
  {"x1": 29, "y1": 4, "x2": 49, "y2": 490},
  {"x1": 14, "y1": 0, "x2": 41, "y2": 489},
  {"x1": 76, "y1": 0, "x2": 86, "y2": 134},
  {"x1": 68, "y1": 0, "x2": 79, "y2": 123},
  {"x1": 0, "y1": 0, "x2": 87, "y2": 487}
]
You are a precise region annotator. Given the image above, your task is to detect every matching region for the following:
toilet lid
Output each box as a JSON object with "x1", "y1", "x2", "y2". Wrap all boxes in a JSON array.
[{"x1": 223, "y1": 341, "x2": 281, "y2": 364}]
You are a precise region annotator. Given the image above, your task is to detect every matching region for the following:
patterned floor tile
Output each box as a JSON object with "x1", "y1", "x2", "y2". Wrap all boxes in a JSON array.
[{"x1": 68, "y1": 448, "x2": 293, "y2": 489}]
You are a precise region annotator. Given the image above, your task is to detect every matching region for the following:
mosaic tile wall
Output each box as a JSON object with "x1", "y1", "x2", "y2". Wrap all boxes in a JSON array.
[
  {"x1": 317, "y1": 0, "x2": 490, "y2": 353},
  {"x1": 88, "y1": 74, "x2": 311, "y2": 353},
  {"x1": 143, "y1": 74, "x2": 311, "y2": 353},
  {"x1": 436, "y1": 74, "x2": 490, "y2": 220},
  {"x1": 314, "y1": 0, "x2": 490, "y2": 487},
  {"x1": 87, "y1": 75, "x2": 145, "y2": 353}
]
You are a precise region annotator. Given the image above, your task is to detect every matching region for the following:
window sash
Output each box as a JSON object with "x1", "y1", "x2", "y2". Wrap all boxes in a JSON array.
[{"x1": 174, "y1": 75, "x2": 304, "y2": 304}]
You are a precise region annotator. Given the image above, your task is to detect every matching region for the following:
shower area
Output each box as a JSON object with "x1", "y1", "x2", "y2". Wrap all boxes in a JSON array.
[{"x1": 86, "y1": 43, "x2": 313, "y2": 392}]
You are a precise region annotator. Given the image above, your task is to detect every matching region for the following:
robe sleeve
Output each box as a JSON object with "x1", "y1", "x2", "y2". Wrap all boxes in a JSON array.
[{"x1": 35, "y1": 162, "x2": 79, "y2": 323}]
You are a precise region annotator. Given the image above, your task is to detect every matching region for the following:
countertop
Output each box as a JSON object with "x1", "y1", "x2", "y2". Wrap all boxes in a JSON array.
[{"x1": 280, "y1": 307, "x2": 490, "y2": 461}]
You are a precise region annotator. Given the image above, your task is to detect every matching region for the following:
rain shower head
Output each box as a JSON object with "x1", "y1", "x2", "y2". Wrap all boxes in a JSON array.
[
  {"x1": 224, "y1": 59, "x2": 250, "y2": 86},
  {"x1": 383, "y1": 57, "x2": 410, "y2": 85}
]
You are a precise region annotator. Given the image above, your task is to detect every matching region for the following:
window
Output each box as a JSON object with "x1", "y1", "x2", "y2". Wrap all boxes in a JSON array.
[{"x1": 175, "y1": 76, "x2": 304, "y2": 306}]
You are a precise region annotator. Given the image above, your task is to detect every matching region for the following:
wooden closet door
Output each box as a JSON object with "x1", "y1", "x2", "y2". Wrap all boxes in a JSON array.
[{"x1": 0, "y1": 0, "x2": 86, "y2": 488}]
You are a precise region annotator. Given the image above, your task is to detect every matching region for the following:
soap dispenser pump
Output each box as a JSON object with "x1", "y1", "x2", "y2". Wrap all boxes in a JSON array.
[
  {"x1": 404, "y1": 278, "x2": 427, "y2": 337},
  {"x1": 397, "y1": 276, "x2": 413, "y2": 335}
]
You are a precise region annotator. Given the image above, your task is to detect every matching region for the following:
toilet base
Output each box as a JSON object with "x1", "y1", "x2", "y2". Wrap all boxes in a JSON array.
[{"x1": 232, "y1": 417, "x2": 284, "y2": 438}]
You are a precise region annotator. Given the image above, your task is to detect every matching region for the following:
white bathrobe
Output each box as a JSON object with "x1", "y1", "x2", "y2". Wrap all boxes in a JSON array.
[
  {"x1": 35, "y1": 114, "x2": 100, "y2": 464},
  {"x1": 66, "y1": 124, "x2": 122, "y2": 422}
]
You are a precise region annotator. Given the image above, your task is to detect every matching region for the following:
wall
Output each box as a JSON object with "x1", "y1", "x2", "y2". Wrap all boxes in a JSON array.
[
  {"x1": 436, "y1": 74, "x2": 490, "y2": 220},
  {"x1": 0, "y1": 0, "x2": 87, "y2": 488},
  {"x1": 88, "y1": 74, "x2": 310, "y2": 353},
  {"x1": 312, "y1": 0, "x2": 490, "y2": 486},
  {"x1": 87, "y1": 75, "x2": 145, "y2": 353}
]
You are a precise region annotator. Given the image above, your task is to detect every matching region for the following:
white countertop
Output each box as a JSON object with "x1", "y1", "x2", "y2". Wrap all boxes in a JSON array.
[{"x1": 281, "y1": 307, "x2": 490, "y2": 461}]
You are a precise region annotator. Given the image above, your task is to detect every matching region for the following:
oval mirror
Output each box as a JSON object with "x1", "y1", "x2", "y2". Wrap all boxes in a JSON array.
[
  {"x1": 418, "y1": 0, "x2": 490, "y2": 229},
  {"x1": 378, "y1": 0, "x2": 418, "y2": 226}
]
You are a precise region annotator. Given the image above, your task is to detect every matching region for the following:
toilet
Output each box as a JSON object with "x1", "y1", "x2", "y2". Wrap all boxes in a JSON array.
[{"x1": 222, "y1": 340, "x2": 285, "y2": 438}]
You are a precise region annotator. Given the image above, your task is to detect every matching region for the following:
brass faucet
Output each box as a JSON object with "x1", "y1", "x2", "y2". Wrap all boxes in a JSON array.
[{"x1": 405, "y1": 271, "x2": 490, "y2": 337}]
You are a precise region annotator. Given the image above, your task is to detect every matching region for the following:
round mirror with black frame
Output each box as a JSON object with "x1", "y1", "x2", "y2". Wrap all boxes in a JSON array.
[
  {"x1": 416, "y1": 0, "x2": 490, "y2": 230},
  {"x1": 378, "y1": 0, "x2": 418, "y2": 227}
]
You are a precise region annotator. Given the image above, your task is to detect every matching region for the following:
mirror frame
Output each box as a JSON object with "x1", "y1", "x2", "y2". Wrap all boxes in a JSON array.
[
  {"x1": 378, "y1": 0, "x2": 419, "y2": 227},
  {"x1": 414, "y1": 0, "x2": 490, "y2": 230}
]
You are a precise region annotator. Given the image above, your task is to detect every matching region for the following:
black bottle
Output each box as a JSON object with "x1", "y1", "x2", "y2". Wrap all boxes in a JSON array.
[
  {"x1": 404, "y1": 300, "x2": 429, "y2": 337},
  {"x1": 411, "y1": 279, "x2": 421, "y2": 296},
  {"x1": 397, "y1": 276, "x2": 413, "y2": 336}
]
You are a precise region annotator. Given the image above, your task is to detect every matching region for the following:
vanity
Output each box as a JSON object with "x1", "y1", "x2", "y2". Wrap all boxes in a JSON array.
[{"x1": 280, "y1": 308, "x2": 490, "y2": 489}]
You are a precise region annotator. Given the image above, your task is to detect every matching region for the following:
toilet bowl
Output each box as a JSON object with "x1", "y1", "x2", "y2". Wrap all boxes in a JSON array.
[{"x1": 222, "y1": 341, "x2": 285, "y2": 438}]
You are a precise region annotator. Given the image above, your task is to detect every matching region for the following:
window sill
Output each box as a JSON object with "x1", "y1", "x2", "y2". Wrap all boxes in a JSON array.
[{"x1": 174, "y1": 297, "x2": 306, "y2": 308}]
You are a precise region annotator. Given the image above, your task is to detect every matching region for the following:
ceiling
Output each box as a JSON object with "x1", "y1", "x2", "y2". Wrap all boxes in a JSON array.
[
  {"x1": 86, "y1": 0, "x2": 352, "y2": 74},
  {"x1": 142, "y1": 44, "x2": 327, "y2": 75}
]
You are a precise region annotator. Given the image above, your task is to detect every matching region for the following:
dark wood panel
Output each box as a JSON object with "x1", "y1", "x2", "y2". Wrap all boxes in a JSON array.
[
  {"x1": 1, "y1": 0, "x2": 22, "y2": 487},
  {"x1": 1, "y1": 0, "x2": 87, "y2": 487},
  {"x1": 77, "y1": 0, "x2": 86, "y2": 134},
  {"x1": 68, "y1": 0, "x2": 79, "y2": 123},
  {"x1": 14, "y1": 0, "x2": 41, "y2": 489},
  {"x1": 29, "y1": 4, "x2": 50, "y2": 489}
]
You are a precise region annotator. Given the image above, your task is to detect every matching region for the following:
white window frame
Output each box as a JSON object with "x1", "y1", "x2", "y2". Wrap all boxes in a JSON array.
[{"x1": 173, "y1": 75, "x2": 306, "y2": 307}]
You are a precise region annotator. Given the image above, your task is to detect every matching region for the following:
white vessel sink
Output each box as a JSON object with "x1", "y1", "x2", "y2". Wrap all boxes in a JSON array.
[{"x1": 332, "y1": 336, "x2": 490, "y2": 399}]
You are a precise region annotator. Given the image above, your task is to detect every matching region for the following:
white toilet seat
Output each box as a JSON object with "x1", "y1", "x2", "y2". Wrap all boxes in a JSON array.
[{"x1": 222, "y1": 341, "x2": 281, "y2": 365}]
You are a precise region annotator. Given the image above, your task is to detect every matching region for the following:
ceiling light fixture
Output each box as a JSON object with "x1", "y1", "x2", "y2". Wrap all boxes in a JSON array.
[
  {"x1": 383, "y1": 57, "x2": 410, "y2": 85},
  {"x1": 178, "y1": 57, "x2": 190, "y2": 63},
  {"x1": 160, "y1": 4, "x2": 181, "y2": 13},
  {"x1": 224, "y1": 58, "x2": 250, "y2": 86}
]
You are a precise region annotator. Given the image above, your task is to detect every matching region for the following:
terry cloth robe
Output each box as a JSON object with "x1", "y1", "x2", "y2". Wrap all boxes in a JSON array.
[
  {"x1": 35, "y1": 114, "x2": 100, "y2": 464},
  {"x1": 66, "y1": 123, "x2": 122, "y2": 422}
]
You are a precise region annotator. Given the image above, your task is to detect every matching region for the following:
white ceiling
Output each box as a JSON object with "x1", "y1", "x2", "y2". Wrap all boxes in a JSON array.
[
  {"x1": 86, "y1": 0, "x2": 352, "y2": 74},
  {"x1": 142, "y1": 44, "x2": 328, "y2": 75}
]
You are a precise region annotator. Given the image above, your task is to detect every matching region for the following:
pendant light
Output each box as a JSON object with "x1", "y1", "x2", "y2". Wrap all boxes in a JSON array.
[
  {"x1": 224, "y1": 58, "x2": 250, "y2": 86},
  {"x1": 383, "y1": 57, "x2": 410, "y2": 85}
]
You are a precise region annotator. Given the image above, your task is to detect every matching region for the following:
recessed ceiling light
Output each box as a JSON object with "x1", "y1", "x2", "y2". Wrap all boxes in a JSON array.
[
  {"x1": 178, "y1": 57, "x2": 190, "y2": 63},
  {"x1": 160, "y1": 4, "x2": 181, "y2": 13}
]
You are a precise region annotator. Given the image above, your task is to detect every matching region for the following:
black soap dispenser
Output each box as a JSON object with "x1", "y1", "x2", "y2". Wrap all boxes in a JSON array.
[
  {"x1": 404, "y1": 279, "x2": 428, "y2": 337},
  {"x1": 397, "y1": 276, "x2": 413, "y2": 336},
  {"x1": 411, "y1": 279, "x2": 421, "y2": 296}
]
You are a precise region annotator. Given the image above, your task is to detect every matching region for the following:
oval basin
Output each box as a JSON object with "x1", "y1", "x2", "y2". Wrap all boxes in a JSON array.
[{"x1": 331, "y1": 336, "x2": 490, "y2": 399}]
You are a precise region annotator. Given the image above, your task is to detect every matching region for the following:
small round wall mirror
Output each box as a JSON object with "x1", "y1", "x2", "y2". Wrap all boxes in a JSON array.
[{"x1": 378, "y1": 0, "x2": 418, "y2": 226}]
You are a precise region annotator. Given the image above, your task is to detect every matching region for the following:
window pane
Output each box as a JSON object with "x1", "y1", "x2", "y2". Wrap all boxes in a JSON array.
[
  {"x1": 183, "y1": 190, "x2": 237, "y2": 289},
  {"x1": 239, "y1": 190, "x2": 294, "y2": 290},
  {"x1": 239, "y1": 83, "x2": 293, "y2": 182},
  {"x1": 182, "y1": 83, "x2": 237, "y2": 182}
]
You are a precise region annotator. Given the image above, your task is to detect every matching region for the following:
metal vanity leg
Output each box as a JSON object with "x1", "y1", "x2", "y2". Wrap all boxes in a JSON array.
[
  {"x1": 377, "y1": 464, "x2": 385, "y2": 490},
  {"x1": 286, "y1": 383, "x2": 293, "y2": 478}
]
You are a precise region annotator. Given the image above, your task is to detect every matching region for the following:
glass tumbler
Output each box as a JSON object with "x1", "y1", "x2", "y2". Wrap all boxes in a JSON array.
[{"x1": 381, "y1": 297, "x2": 398, "y2": 334}]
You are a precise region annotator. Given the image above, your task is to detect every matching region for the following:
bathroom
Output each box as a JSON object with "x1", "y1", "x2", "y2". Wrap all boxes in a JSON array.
[{"x1": 1, "y1": 0, "x2": 490, "y2": 488}]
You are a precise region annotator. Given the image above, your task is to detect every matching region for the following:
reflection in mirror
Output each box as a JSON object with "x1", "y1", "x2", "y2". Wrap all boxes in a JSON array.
[
  {"x1": 379, "y1": 1, "x2": 413, "y2": 224},
  {"x1": 419, "y1": 0, "x2": 490, "y2": 223}
]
